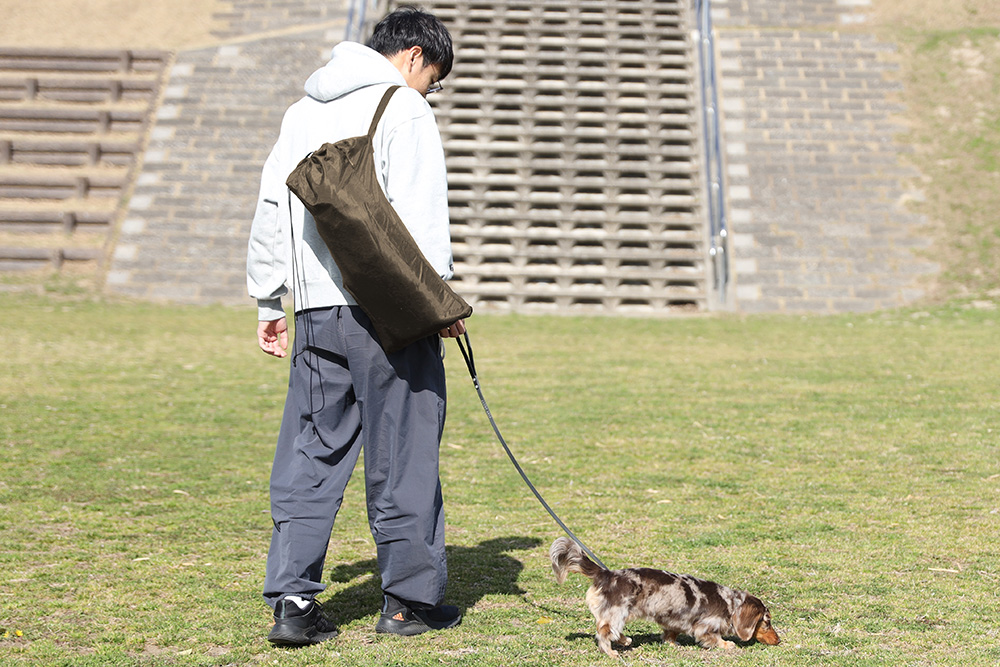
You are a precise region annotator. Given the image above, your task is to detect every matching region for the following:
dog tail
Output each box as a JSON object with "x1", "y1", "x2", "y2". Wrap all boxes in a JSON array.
[{"x1": 550, "y1": 537, "x2": 605, "y2": 584}]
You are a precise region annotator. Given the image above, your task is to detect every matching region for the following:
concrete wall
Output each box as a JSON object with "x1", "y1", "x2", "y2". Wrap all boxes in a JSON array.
[
  {"x1": 105, "y1": 0, "x2": 938, "y2": 314},
  {"x1": 712, "y1": 0, "x2": 937, "y2": 312}
]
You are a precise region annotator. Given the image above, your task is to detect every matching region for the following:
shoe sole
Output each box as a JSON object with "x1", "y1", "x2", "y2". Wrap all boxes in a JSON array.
[
  {"x1": 268, "y1": 626, "x2": 339, "y2": 646},
  {"x1": 375, "y1": 615, "x2": 461, "y2": 636}
]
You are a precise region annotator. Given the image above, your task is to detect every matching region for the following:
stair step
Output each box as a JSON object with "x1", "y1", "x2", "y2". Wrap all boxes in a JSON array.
[
  {"x1": 0, "y1": 173, "x2": 127, "y2": 200},
  {"x1": 454, "y1": 247, "x2": 704, "y2": 268},
  {"x1": 0, "y1": 137, "x2": 140, "y2": 167},
  {"x1": 453, "y1": 265, "x2": 704, "y2": 283},
  {"x1": 448, "y1": 169, "x2": 698, "y2": 188},
  {"x1": 453, "y1": 219, "x2": 702, "y2": 237},
  {"x1": 0, "y1": 76, "x2": 159, "y2": 105},
  {"x1": 0, "y1": 244, "x2": 102, "y2": 271},
  {"x1": 0, "y1": 48, "x2": 168, "y2": 75},
  {"x1": 446, "y1": 281, "x2": 706, "y2": 312},
  {"x1": 0, "y1": 107, "x2": 146, "y2": 134},
  {"x1": 0, "y1": 209, "x2": 114, "y2": 232}
]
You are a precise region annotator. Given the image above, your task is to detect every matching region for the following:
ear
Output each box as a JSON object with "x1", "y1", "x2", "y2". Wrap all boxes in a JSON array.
[
  {"x1": 733, "y1": 597, "x2": 765, "y2": 642},
  {"x1": 405, "y1": 45, "x2": 424, "y2": 70}
]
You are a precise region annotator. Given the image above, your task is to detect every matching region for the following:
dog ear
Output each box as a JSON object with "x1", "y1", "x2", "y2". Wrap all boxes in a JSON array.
[{"x1": 733, "y1": 597, "x2": 765, "y2": 642}]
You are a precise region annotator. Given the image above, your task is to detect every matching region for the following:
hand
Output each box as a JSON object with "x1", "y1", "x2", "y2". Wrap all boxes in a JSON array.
[
  {"x1": 439, "y1": 319, "x2": 466, "y2": 339},
  {"x1": 258, "y1": 318, "x2": 289, "y2": 358}
]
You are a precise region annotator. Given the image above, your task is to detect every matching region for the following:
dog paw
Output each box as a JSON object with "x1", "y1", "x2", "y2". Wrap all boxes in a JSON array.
[{"x1": 620, "y1": 636, "x2": 632, "y2": 647}]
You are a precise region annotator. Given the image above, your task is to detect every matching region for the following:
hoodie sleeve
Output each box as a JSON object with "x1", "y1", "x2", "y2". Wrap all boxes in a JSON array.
[
  {"x1": 246, "y1": 137, "x2": 291, "y2": 321},
  {"x1": 379, "y1": 91, "x2": 455, "y2": 280}
]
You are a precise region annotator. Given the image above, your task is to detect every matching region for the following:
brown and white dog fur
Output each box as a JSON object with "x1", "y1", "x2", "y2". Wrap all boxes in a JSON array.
[{"x1": 550, "y1": 537, "x2": 780, "y2": 657}]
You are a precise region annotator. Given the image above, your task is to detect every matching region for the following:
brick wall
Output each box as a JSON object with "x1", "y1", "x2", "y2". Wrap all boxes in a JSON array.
[{"x1": 711, "y1": 0, "x2": 938, "y2": 312}]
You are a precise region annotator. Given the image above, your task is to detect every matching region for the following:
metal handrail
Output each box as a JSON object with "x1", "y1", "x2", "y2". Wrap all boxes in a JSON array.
[
  {"x1": 346, "y1": 0, "x2": 383, "y2": 42},
  {"x1": 694, "y1": 0, "x2": 730, "y2": 306}
]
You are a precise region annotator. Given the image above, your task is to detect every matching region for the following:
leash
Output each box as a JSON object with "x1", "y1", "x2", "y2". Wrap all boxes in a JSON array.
[{"x1": 454, "y1": 331, "x2": 609, "y2": 571}]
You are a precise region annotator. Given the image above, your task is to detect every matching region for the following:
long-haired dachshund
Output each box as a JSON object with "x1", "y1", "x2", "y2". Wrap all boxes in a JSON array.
[{"x1": 550, "y1": 537, "x2": 780, "y2": 657}]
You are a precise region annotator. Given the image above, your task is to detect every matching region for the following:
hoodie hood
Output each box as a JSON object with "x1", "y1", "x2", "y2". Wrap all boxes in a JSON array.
[{"x1": 304, "y1": 41, "x2": 406, "y2": 101}]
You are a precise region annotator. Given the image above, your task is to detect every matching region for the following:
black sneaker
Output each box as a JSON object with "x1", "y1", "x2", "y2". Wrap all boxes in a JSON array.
[
  {"x1": 267, "y1": 597, "x2": 339, "y2": 647},
  {"x1": 375, "y1": 595, "x2": 462, "y2": 636}
]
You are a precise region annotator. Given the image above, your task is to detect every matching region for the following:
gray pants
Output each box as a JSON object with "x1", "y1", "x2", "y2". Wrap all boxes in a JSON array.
[{"x1": 263, "y1": 306, "x2": 448, "y2": 609}]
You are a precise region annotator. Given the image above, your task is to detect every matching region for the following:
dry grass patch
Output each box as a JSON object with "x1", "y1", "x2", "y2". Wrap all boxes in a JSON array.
[{"x1": 868, "y1": 0, "x2": 1000, "y2": 298}]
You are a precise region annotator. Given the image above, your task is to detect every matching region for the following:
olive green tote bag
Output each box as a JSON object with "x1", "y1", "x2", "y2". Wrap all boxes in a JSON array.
[{"x1": 286, "y1": 85, "x2": 472, "y2": 353}]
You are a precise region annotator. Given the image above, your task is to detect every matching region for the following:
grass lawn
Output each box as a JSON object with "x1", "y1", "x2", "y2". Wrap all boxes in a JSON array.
[{"x1": 1, "y1": 292, "x2": 998, "y2": 665}]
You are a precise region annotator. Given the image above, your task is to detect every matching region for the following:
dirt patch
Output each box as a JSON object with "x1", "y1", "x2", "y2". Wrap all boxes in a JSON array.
[{"x1": 0, "y1": 0, "x2": 230, "y2": 50}]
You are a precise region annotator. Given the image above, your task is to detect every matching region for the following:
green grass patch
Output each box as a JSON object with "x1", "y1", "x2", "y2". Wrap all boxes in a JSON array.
[{"x1": 2, "y1": 293, "x2": 999, "y2": 665}]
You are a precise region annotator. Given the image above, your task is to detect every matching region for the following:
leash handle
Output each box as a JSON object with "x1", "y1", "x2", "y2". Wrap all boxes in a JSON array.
[{"x1": 455, "y1": 331, "x2": 609, "y2": 571}]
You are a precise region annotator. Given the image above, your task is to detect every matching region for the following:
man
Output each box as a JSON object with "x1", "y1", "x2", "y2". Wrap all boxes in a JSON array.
[{"x1": 247, "y1": 6, "x2": 465, "y2": 646}]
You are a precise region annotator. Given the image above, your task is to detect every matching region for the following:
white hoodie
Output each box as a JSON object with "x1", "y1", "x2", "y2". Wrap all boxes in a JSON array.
[{"x1": 246, "y1": 41, "x2": 454, "y2": 321}]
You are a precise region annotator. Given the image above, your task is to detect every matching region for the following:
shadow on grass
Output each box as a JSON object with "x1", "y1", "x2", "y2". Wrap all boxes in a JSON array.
[
  {"x1": 322, "y1": 536, "x2": 542, "y2": 626},
  {"x1": 565, "y1": 631, "x2": 679, "y2": 653},
  {"x1": 566, "y1": 631, "x2": 763, "y2": 655}
]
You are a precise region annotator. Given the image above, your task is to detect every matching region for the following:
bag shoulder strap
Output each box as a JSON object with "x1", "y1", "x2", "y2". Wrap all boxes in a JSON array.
[{"x1": 367, "y1": 85, "x2": 401, "y2": 138}]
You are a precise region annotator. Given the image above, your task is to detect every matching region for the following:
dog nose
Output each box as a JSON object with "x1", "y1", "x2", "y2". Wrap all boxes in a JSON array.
[{"x1": 757, "y1": 627, "x2": 780, "y2": 645}]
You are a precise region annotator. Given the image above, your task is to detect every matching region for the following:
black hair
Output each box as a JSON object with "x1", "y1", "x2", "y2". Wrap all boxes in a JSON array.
[{"x1": 367, "y1": 5, "x2": 454, "y2": 80}]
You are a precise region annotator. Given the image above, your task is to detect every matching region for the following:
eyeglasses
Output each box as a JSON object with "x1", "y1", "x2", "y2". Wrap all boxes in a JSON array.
[{"x1": 426, "y1": 80, "x2": 443, "y2": 95}]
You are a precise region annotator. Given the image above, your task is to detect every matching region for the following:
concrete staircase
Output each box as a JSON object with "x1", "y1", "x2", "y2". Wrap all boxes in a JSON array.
[
  {"x1": 389, "y1": 0, "x2": 709, "y2": 315},
  {"x1": 0, "y1": 48, "x2": 168, "y2": 272}
]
